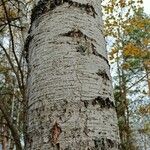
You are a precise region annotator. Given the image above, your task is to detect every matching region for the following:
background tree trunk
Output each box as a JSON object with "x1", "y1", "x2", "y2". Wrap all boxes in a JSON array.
[
  {"x1": 2, "y1": 120, "x2": 7, "y2": 150},
  {"x1": 26, "y1": 0, "x2": 120, "y2": 149}
]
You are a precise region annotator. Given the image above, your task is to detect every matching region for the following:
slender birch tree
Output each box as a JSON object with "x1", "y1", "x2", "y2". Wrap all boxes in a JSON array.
[{"x1": 26, "y1": 0, "x2": 120, "y2": 149}]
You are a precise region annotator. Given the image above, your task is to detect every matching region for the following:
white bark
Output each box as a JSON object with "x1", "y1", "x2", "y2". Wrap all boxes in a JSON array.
[{"x1": 26, "y1": 0, "x2": 120, "y2": 149}]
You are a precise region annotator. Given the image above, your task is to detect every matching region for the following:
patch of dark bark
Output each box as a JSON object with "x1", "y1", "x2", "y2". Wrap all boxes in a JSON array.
[
  {"x1": 31, "y1": 0, "x2": 97, "y2": 24},
  {"x1": 92, "y1": 96, "x2": 115, "y2": 109},
  {"x1": 94, "y1": 138, "x2": 119, "y2": 150},
  {"x1": 96, "y1": 69, "x2": 110, "y2": 80},
  {"x1": 61, "y1": 29, "x2": 86, "y2": 38},
  {"x1": 24, "y1": 35, "x2": 34, "y2": 63}
]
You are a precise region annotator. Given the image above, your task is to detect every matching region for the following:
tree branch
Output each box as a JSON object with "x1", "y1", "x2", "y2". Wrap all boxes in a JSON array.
[
  {"x1": 1, "y1": 0, "x2": 25, "y2": 94},
  {"x1": 0, "y1": 100, "x2": 22, "y2": 150}
]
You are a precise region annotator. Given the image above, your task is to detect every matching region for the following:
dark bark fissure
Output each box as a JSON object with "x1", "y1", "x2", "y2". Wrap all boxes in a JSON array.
[
  {"x1": 83, "y1": 115, "x2": 88, "y2": 136},
  {"x1": 56, "y1": 143, "x2": 60, "y2": 150},
  {"x1": 31, "y1": 0, "x2": 97, "y2": 24},
  {"x1": 83, "y1": 100, "x2": 89, "y2": 108},
  {"x1": 91, "y1": 44, "x2": 109, "y2": 65},
  {"x1": 24, "y1": 35, "x2": 34, "y2": 63}
]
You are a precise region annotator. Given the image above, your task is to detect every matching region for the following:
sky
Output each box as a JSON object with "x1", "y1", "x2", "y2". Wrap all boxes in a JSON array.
[{"x1": 143, "y1": 0, "x2": 150, "y2": 14}]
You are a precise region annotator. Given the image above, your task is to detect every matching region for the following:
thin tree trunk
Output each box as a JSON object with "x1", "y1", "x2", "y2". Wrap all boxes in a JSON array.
[
  {"x1": 8, "y1": 92, "x2": 15, "y2": 150},
  {"x1": 2, "y1": 120, "x2": 7, "y2": 150},
  {"x1": 0, "y1": 100, "x2": 22, "y2": 150},
  {"x1": 145, "y1": 68, "x2": 150, "y2": 97},
  {"x1": 26, "y1": 0, "x2": 120, "y2": 149}
]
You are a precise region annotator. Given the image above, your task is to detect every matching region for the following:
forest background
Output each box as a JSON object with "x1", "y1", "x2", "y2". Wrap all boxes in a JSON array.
[{"x1": 0, "y1": 0, "x2": 149, "y2": 149}]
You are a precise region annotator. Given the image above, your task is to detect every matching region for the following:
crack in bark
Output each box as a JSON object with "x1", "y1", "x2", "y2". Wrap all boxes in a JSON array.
[
  {"x1": 83, "y1": 100, "x2": 89, "y2": 108},
  {"x1": 83, "y1": 112, "x2": 89, "y2": 137},
  {"x1": 31, "y1": 0, "x2": 97, "y2": 24},
  {"x1": 96, "y1": 69, "x2": 110, "y2": 80},
  {"x1": 91, "y1": 44, "x2": 109, "y2": 65},
  {"x1": 26, "y1": 134, "x2": 33, "y2": 149},
  {"x1": 56, "y1": 143, "x2": 60, "y2": 150},
  {"x1": 74, "y1": 64, "x2": 82, "y2": 101}
]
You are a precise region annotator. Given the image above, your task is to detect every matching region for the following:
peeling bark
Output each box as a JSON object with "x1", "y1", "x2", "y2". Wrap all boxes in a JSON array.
[{"x1": 26, "y1": 0, "x2": 120, "y2": 149}]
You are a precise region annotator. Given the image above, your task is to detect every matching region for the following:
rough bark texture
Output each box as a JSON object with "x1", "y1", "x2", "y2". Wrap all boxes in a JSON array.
[{"x1": 26, "y1": 0, "x2": 120, "y2": 149}]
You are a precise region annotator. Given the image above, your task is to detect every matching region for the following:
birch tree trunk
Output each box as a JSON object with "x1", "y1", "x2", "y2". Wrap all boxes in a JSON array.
[{"x1": 26, "y1": 0, "x2": 120, "y2": 149}]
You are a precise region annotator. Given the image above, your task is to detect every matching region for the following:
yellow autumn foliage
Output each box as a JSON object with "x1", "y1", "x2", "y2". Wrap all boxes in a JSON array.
[
  {"x1": 109, "y1": 48, "x2": 118, "y2": 60},
  {"x1": 138, "y1": 123, "x2": 150, "y2": 134},
  {"x1": 139, "y1": 105, "x2": 150, "y2": 115},
  {"x1": 122, "y1": 63, "x2": 130, "y2": 70},
  {"x1": 119, "y1": 0, "x2": 125, "y2": 7},
  {"x1": 144, "y1": 123, "x2": 150, "y2": 133},
  {"x1": 0, "y1": 5, "x2": 18, "y2": 21},
  {"x1": 9, "y1": 9, "x2": 18, "y2": 18},
  {"x1": 0, "y1": 6, "x2": 5, "y2": 18},
  {"x1": 124, "y1": 15, "x2": 150, "y2": 34},
  {"x1": 123, "y1": 43, "x2": 142, "y2": 57},
  {"x1": 141, "y1": 51, "x2": 149, "y2": 58},
  {"x1": 143, "y1": 38, "x2": 150, "y2": 45},
  {"x1": 130, "y1": 18, "x2": 145, "y2": 28},
  {"x1": 124, "y1": 27, "x2": 133, "y2": 33},
  {"x1": 144, "y1": 60, "x2": 150, "y2": 69}
]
